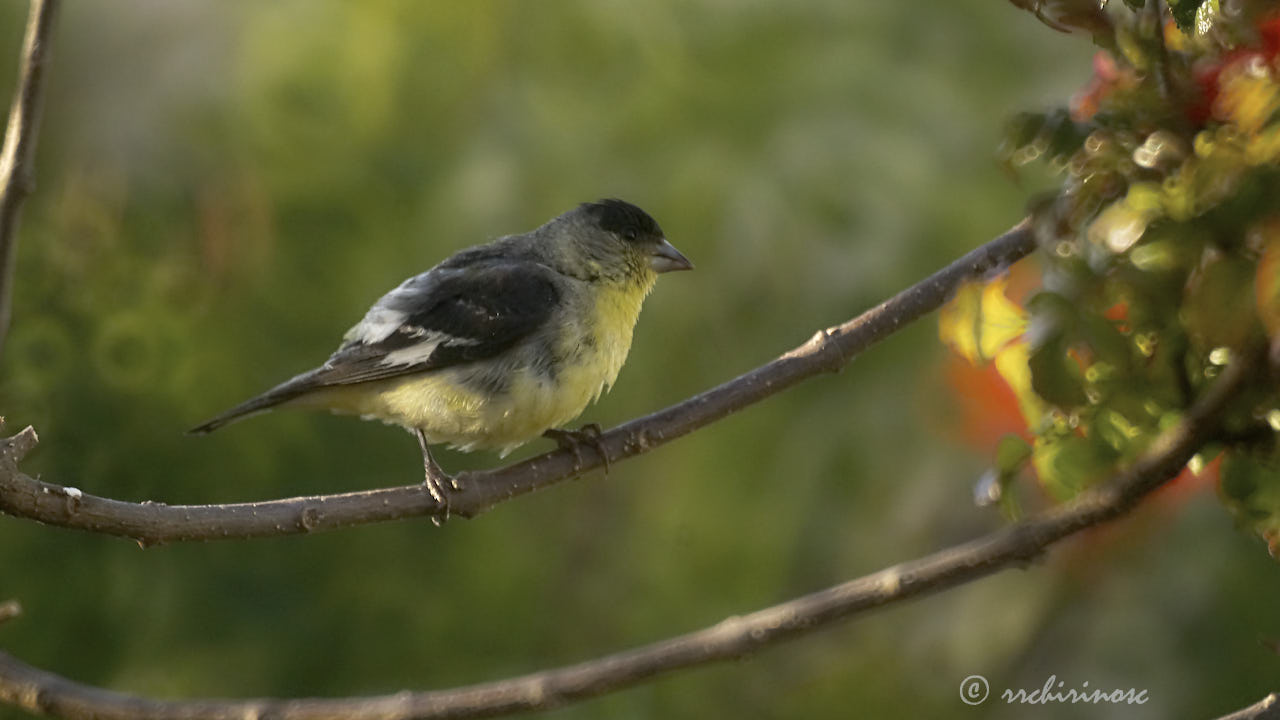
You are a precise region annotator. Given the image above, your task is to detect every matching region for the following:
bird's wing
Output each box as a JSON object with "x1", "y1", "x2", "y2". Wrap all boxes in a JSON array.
[{"x1": 306, "y1": 260, "x2": 561, "y2": 387}]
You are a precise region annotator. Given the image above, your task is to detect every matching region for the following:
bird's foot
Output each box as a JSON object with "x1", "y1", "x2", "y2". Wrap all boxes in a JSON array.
[
  {"x1": 422, "y1": 465, "x2": 465, "y2": 527},
  {"x1": 416, "y1": 429, "x2": 460, "y2": 526},
  {"x1": 423, "y1": 470, "x2": 450, "y2": 519},
  {"x1": 544, "y1": 423, "x2": 610, "y2": 474}
]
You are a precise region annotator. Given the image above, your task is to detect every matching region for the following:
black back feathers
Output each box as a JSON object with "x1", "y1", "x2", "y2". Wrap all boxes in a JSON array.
[
  {"x1": 315, "y1": 263, "x2": 560, "y2": 384},
  {"x1": 188, "y1": 261, "x2": 562, "y2": 435}
]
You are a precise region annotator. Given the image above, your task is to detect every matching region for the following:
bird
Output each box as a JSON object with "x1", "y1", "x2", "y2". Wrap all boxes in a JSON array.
[{"x1": 190, "y1": 199, "x2": 692, "y2": 514}]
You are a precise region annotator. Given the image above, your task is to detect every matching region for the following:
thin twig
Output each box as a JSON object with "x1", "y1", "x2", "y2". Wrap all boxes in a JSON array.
[
  {"x1": 0, "y1": 221, "x2": 1036, "y2": 544},
  {"x1": 1146, "y1": 0, "x2": 1175, "y2": 105},
  {"x1": 0, "y1": 354, "x2": 1250, "y2": 719},
  {"x1": 0, "y1": 425, "x2": 37, "y2": 463},
  {"x1": 0, "y1": 0, "x2": 59, "y2": 357},
  {"x1": 1213, "y1": 693, "x2": 1280, "y2": 720}
]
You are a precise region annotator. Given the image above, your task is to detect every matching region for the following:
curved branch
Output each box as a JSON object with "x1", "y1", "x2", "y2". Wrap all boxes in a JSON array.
[
  {"x1": 0, "y1": 355, "x2": 1250, "y2": 719},
  {"x1": 0, "y1": 220, "x2": 1036, "y2": 545},
  {"x1": 0, "y1": 0, "x2": 59, "y2": 356},
  {"x1": 1214, "y1": 693, "x2": 1280, "y2": 720}
]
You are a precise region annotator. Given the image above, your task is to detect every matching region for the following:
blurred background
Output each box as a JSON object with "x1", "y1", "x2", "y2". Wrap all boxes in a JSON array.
[{"x1": 0, "y1": 1, "x2": 1277, "y2": 718}]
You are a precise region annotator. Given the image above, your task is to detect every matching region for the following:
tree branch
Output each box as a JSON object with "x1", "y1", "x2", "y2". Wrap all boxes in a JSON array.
[
  {"x1": 0, "y1": 220, "x2": 1036, "y2": 545},
  {"x1": 1214, "y1": 693, "x2": 1280, "y2": 720},
  {"x1": 0, "y1": 353, "x2": 1251, "y2": 720},
  {"x1": 0, "y1": 0, "x2": 58, "y2": 357},
  {"x1": 0, "y1": 600, "x2": 19, "y2": 627}
]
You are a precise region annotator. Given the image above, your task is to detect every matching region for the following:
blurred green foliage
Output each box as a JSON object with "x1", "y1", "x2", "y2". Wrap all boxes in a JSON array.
[
  {"x1": 990, "y1": 2, "x2": 1280, "y2": 556},
  {"x1": 0, "y1": 2, "x2": 1277, "y2": 719}
]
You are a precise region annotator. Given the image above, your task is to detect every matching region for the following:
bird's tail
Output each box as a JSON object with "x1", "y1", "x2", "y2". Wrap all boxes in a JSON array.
[{"x1": 187, "y1": 369, "x2": 326, "y2": 435}]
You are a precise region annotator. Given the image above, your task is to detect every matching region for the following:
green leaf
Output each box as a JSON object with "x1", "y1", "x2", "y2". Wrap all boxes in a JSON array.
[
  {"x1": 1220, "y1": 452, "x2": 1280, "y2": 558},
  {"x1": 996, "y1": 434, "x2": 1033, "y2": 474},
  {"x1": 1221, "y1": 453, "x2": 1259, "y2": 502},
  {"x1": 1093, "y1": 408, "x2": 1145, "y2": 454},
  {"x1": 1033, "y1": 434, "x2": 1116, "y2": 500},
  {"x1": 1081, "y1": 312, "x2": 1133, "y2": 372},
  {"x1": 1181, "y1": 251, "x2": 1260, "y2": 354},
  {"x1": 1168, "y1": 0, "x2": 1210, "y2": 33},
  {"x1": 1194, "y1": 0, "x2": 1220, "y2": 36},
  {"x1": 1001, "y1": 110, "x2": 1090, "y2": 167},
  {"x1": 1029, "y1": 335, "x2": 1090, "y2": 408}
]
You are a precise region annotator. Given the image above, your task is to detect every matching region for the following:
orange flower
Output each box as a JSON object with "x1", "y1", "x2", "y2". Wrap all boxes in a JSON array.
[
  {"x1": 943, "y1": 355, "x2": 1030, "y2": 449},
  {"x1": 1072, "y1": 52, "x2": 1136, "y2": 122}
]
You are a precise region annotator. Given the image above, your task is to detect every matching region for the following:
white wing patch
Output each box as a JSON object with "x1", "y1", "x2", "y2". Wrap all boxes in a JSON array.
[
  {"x1": 344, "y1": 307, "x2": 408, "y2": 345},
  {"x1": 344, "y1": 269, "x2": 445, "y2": 345},
  {"x1": 379, "y1": 331, "x2": 480, "y2": 367}
]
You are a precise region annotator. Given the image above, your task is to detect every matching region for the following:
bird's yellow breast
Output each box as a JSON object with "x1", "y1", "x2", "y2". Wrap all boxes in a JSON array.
[{"x1": 308, "y1": 276, "x2": 655, "y2": 455}]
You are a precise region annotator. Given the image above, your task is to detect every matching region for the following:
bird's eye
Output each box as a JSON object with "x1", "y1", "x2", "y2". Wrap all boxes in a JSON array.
[{"x1": 622, "y1": 228, "x2": 638, "y2": 241}]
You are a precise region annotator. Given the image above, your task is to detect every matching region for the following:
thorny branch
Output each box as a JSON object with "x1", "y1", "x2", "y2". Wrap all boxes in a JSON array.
[
  {"x1": 0, "y1": 0, "x2": 58, "y2": 357},
  {"x1": 0, "y1": 221, "x2": 1036, "y2": 545},
  {"x1": 0, "y1": 355, "x2": 1253, "y2": 719}
]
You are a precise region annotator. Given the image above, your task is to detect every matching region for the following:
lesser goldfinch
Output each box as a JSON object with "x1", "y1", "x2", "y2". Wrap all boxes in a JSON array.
[{"x1": 190, "y1": 199, "x2": 691, "y2": 508}]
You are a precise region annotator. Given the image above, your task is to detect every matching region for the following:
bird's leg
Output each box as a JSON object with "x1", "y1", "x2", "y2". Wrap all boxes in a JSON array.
[
  {"x1": 543, "y1": 422, "x2": 610, "y2": 475},
  {"x1": 415, "y1": 429, "x2": 456, "y2": 525}
]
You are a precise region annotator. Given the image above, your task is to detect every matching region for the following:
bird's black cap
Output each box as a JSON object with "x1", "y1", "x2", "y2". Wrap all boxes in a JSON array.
[{"x1": 582, "y1": 199, "x2": 664, "y2": 241}]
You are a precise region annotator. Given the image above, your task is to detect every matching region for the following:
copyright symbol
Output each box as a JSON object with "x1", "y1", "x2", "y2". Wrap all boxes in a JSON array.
[{"x1": 959, "y1": 674, "x2": 989, "y2": 705}]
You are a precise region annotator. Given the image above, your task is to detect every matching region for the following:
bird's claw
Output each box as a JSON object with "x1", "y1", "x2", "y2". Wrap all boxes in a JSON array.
[
  {"x1": 544, "y1": 423, "x2": 610, "y2": 474},
  {"x1": 416, "y1": 428, "x2": 457, "y2": 526},
  {"x1": 423, "y1": 471, "x2": 454, "y2": 527}
]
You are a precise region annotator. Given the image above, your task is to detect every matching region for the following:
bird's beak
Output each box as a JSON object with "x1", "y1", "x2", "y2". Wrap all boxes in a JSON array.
[{"x1": 649, "y1": 239, "x2": 694, "y2": 273}]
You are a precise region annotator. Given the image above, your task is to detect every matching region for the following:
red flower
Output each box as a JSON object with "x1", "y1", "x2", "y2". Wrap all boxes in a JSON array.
[{"x1": 1188, "y1": 12, "x2": 1280, "y2": 127}]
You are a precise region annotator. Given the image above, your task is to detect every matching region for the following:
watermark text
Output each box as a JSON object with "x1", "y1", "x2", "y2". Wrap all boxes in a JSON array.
[{"x1": 959, "y1": 674, "x2": 1149, "y2": 706}]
